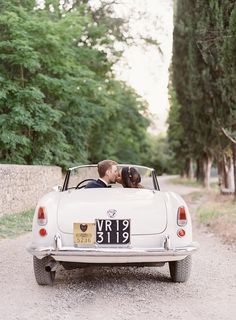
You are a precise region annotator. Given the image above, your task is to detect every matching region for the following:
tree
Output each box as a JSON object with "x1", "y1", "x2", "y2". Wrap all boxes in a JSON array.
[
  {"x1": 170, "y1": 0, "x2": 236, "y2": 190},
  {"x1": 0, "y1": 0, "x2": 150, "y2": 167},
  {"x1": 0, "y1": 2, "x2": 70, "y2": 165}
]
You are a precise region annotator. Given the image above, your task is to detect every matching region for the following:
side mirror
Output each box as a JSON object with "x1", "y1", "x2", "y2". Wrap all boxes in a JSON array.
[{"x1": 52, "y1": 185, "x2": 62, "y2": 192}]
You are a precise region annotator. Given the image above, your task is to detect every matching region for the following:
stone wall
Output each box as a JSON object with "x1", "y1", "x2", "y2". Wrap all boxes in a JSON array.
[{"x1": 0, "y1": 164, "x2": 63, "y2": 217}]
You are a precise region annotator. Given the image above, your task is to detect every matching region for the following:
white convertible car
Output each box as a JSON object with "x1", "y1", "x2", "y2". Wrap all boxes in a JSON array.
[{"x1": 27, "y1": 164, "x2": 198, "y2": 285}]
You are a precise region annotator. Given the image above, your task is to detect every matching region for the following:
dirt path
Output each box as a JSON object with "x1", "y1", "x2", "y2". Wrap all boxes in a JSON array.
[{"x1": 0, "y1": 177, "x2": 235, "y2": 320}]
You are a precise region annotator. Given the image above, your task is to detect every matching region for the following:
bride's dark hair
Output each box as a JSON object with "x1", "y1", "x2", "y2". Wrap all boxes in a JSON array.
[{"x1": 121, "y1": 167, "x2": 141, "y2": 188}]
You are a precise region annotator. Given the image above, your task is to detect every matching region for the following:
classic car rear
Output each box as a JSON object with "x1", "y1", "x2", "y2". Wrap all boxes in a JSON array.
[{"x1": 27, "y1": 165, "x2": 198, "y2": 285}]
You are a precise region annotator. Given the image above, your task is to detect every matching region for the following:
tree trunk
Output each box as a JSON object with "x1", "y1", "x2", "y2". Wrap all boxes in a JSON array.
[
  {"x1": 221, "y1": 127, "x2": 236, "y2": 196},
  {"x1": 196, "y1": 158, "x2": 204, "y2": 183},
  {"x1": 186, "y1": 157, "x2": 194, "y2": 180},
  {"x1": 222, "y1": 155, "x2": 228, "y2": 188},
  {"x1": 217, "y1": 159, "x2": 224, "y2": 189},
  {"x1": 202, "y1": 152, "x2": 213, "y2": 189},
  {"x1": 232, "y1": 143, "x2": 236, "y2": 199},
  {"x1": 222, "y1": 155, "x2": 234, "y2": 190},
  {"x1": 180, "y1": 169, "x2": 185, "y2": 178}
]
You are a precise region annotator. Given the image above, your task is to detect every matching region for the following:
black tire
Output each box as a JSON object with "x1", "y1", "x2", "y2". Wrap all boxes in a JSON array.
[
  {"x1": 33, "y1": 256, "x2": 56, "y2": 286},
  {"x1": 169, "y1": 255, "x2": 192, "y2": 283}
]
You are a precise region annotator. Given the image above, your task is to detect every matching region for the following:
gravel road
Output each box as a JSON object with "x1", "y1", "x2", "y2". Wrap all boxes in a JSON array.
[{"x1": 0, "y1": 177, "x2": 235, "y2": 320}]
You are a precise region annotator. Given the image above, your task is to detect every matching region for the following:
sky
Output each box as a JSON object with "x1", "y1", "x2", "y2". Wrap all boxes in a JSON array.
[
  {"x1": 112, "y1": 0, "x2": 174, "y2": 134},
  {"x1": 39, "y1": 0, "x2": 174, "y2": 133}
]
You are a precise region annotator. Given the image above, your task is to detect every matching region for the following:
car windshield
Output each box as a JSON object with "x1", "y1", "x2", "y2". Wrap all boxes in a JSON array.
[{"x1": 65, "y1": 165, "x2": 157, "y2": 190}]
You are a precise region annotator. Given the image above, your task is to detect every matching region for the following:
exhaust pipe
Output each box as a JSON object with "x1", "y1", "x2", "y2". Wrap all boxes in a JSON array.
[{"x1": 45, "y1": 260, "x2": 59, "y2": 272}]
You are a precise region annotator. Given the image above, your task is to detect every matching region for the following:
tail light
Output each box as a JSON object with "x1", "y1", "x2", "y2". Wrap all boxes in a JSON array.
[
  {"x1": 177, "y1": 229, "x2": 186, "y2": 237},
  {"x1": 39, "y1": 228, "x2": 47, "y2": 236},
  {"x1": 177, "y1": 206, "x2": 187, "y2": 227},
  {"x1": 37, "y1": 207, "x2": 47, "y2": 226}
]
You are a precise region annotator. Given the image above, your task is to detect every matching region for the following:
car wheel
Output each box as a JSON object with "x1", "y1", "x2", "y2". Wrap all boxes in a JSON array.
[
  {"x1": 33, "y1": 256, "x2": 56, "y2": 286},
  {"x1": 169, "y1": 255, "x2": 192, "y2": 283}
]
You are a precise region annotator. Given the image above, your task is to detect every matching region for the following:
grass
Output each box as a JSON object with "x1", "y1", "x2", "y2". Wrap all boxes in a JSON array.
[
  {"x1": 169, "y1": 177, "x2": 203, "y2": 187},
  {"x1": 171, "y1": 176, "x2": 236, "y2": 245},
  {"x1": 197, "y1": 193, "x2": 236, "y2": 224},
  {"x1": 169, "y1": 176, "x2": 219, "y2": 189},
  {"x1": 198, "y1": 206, "x2": 223, "y2": 225},
  {"x1": 183, "y1": 190, "x2": 205, "y2": 203},
  {"x1": 0, "y1": 209, "x2": 34, "y2": 239},
  {"x1": 196, "y1": 191, "x2": 236, "y2": 244}
]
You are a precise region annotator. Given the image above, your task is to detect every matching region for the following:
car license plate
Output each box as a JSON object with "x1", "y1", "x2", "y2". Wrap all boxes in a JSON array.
[
  {"x1": 96, "y1": 219, "x2": 130, "y2": 245},
  {"x1": 74, "y1": 223, "x2": 95, "y2": 245}
]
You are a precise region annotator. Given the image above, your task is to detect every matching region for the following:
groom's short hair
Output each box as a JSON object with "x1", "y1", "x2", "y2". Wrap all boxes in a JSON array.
[{"x1": 98, "y1": 160, "x2": 117, "y2": 178}]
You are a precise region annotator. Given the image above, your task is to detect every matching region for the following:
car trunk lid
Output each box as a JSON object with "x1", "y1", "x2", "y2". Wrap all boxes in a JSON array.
[{"x1": 57, "y1": 188, "x2": 167, "y2": 235}]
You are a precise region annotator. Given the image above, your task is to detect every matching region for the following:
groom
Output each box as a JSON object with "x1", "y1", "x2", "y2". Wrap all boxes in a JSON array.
[{"x1": 85, "y1": 159, "x2": 118, "y2": 188}]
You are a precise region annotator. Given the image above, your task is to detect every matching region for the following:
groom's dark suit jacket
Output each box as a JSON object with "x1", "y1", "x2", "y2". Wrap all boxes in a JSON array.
[{"x1": 85, "y1": 179, "x2": 109, "y2": 188}]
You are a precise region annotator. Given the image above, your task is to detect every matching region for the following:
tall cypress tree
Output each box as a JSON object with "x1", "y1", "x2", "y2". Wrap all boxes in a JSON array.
[{"x1": 170, "y1": 0, "x2": 236, "y2": 189}]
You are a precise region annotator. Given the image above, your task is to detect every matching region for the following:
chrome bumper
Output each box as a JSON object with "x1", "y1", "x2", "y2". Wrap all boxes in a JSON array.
[{"x1": 27, "y1": 243, "x2": 198, "y2": 263}]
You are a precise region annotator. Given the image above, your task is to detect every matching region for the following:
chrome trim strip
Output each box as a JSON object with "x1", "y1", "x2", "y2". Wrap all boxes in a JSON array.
[
  {"x1": 27, "y1": 243, "x2": 198, "y2": 258},
  {"x1": 69, "y1": 164, "x2": 154, "y2": 171}
]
